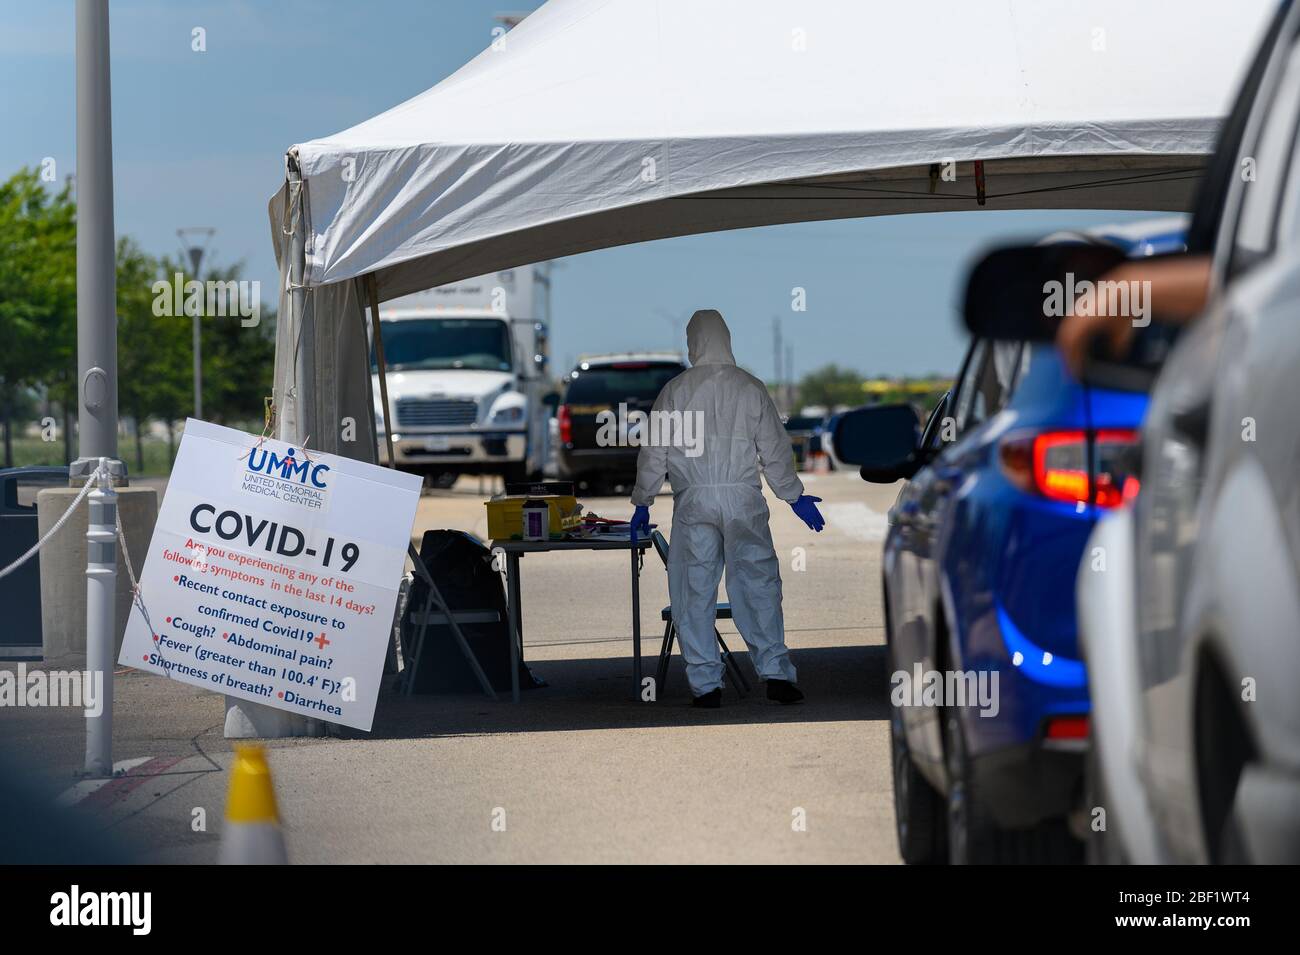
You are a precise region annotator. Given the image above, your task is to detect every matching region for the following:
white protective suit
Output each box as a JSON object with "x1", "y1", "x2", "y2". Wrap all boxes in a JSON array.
[{"x1": 631, "y1": 309, "x2": 804, "y2": 695}]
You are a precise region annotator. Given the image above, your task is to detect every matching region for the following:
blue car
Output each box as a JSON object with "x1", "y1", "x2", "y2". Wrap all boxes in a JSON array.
[{"x1": 835, "y1": 219, "x2": 1186, "y2": 863}]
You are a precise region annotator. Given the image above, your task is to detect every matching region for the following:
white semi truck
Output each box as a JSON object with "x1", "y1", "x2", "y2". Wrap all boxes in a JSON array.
[{"x1": 372, "y1": 265, "x2": 552, "y2": 486}]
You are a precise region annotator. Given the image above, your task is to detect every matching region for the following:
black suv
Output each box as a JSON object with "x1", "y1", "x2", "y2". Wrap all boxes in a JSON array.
[{"x1": 556, "y1": 354, "x2": 685, "y2": 492}]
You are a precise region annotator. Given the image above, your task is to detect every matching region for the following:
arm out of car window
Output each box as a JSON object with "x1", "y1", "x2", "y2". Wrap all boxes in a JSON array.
[{"x1": 1057, "y1": 255, "x2": 1211, "y2": 378}]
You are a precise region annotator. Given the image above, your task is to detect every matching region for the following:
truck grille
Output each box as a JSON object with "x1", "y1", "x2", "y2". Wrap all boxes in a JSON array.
[{"x1": 395, "y1": 398, "x2": 478, "y2": 428}]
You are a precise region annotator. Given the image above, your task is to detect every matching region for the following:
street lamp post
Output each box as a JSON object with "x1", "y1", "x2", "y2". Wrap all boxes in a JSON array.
[
  {"x1": 177, "y1": 227, "x2": 214, "y2": 420},
  {"x1": 73, "y1": 0, "x2": 120, "y2": 778}
]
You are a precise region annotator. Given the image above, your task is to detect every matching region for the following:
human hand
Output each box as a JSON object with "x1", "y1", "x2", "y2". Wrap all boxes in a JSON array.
[
  {"x1": 790, "y1": 495, "x2": 825, "y2": 532},
  {"x1": 1057, "y1": 311, "x2": 1136, "y2": 380},
  {"x1": 1057, "y1": 255, "x2": 1211, "y2": 379},
  {"x1": 630, "y1": 505, "x2": 650, "y2": 541}
]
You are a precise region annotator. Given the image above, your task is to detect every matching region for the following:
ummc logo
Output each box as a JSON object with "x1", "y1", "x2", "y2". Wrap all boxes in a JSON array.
[{"x1": 247, "y1": 447, "x2": 330, "y2": 489}]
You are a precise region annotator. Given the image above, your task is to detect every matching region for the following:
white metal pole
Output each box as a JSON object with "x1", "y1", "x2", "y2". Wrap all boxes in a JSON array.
[
  {"x1": 73, "y1": 0, "x2": 118, "y2": 468},
  {"x1": 193, "y1": 313, "x2": 203, "y2": 419},
  {"x1": 84, "y1": 460, "x2": 116, "y2": 776},
  {"x1": 178, "y1": 230, "x2": 211, "y2": 420},
  {"x1": 75, "y1": 0, "x2": 120, "y2": 777}
]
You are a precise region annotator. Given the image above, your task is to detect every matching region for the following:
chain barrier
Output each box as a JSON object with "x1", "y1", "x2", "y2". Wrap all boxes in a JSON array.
[
  {"x1": 0, "y1": 461, "x2": 175, "y2": 674},
  {"x1": 0, "y1": 467, "x2": 101, "y2": 581}
]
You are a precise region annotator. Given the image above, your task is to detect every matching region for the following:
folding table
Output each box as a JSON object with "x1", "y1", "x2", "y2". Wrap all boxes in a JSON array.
[{"x1": 490, "y1": 536, "x2": 652, "y2": 702}]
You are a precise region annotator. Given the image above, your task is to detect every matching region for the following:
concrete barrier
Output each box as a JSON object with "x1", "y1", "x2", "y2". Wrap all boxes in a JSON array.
[
  {"x1": 224, "y1": 698, "x2": 325, "y2": 739},
  {"x1": 36, "y1": 485, "x2": 157, "y2": 659}
]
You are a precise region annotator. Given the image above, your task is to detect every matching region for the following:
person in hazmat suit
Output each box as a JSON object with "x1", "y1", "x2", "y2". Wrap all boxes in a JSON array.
[{"x1": 629, "y1": 309, "x2": 826, "y2": 708}]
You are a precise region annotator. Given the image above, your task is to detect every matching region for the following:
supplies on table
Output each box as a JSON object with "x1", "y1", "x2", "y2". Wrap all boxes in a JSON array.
[
  {"x1": 572, "y1": 514, "x2": 654, "y2": 540},
  {"x1": 485, "y1": 490, "x2": 583, "y2": 540},
  {"x1": 521, "y1": 499, "x2": 549, "y2": 541}
]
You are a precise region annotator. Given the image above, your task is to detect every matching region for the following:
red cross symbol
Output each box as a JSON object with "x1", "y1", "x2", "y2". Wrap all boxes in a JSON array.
[{"x1": 315, "y1": 632, "x2": 331, "y2": 650}]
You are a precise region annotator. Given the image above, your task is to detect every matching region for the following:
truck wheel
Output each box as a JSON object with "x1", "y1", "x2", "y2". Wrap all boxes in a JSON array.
[{"x1": 502, "y1": 462, "x2": 528, "y2": 485}]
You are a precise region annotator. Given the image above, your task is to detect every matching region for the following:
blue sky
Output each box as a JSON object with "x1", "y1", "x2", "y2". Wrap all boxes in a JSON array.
[{"x1": 1, "y1": 0, "x2": 1153, "y2": 380}]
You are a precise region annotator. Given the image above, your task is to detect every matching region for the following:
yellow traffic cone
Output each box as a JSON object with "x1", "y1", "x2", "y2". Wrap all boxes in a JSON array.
[{"x1": 219, "y1": 745, "x2": 288, "y2": 864}]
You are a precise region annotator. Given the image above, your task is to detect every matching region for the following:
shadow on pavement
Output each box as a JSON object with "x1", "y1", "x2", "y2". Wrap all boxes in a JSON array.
[{"x1": 352, "y1": 643, "x2": 889, "y2": 740}]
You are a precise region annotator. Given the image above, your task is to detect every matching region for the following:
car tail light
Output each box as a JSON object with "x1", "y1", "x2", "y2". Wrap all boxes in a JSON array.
[
  {"x1": 1044, "y1": 715, "x2": 1089, "y2": 740},
  {"x1": 558, "y1": 404, "x2": 572, "y2": 444},
  {"x1": 1093, "y1": 429, "x2": 1141, "y2": 508},
  {"x1": 999, "y1": 429, "x2": 1139, "y2": 509}
]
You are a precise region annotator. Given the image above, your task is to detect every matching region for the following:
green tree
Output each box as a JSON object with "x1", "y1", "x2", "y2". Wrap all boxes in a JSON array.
[
  {"x1": 153, "y1": 256, "x2": 276, "y2": 431},
  {"x1": 0, "y1": 169, "x2": 76, "y2": 466},
  {"x1": 195, "y1": 263, "x2": 276, "y2": 427},
  {"x1": 2, "y1": 171, "x2": 278, "y2": 473},
  {"x1": 797, "y1": 363, "x2": 865, "y2": 409},
  {"x1": 118, "y1": 239, "x2": 189, "y2": 471}
]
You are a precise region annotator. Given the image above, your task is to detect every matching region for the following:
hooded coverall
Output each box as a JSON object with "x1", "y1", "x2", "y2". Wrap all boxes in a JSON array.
[{"x1": 631, "y1": 309, "x2": 803, "y2": 695}]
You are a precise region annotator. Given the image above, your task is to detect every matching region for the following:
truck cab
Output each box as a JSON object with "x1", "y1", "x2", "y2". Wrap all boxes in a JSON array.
[{"x1": 372, "y1": 266, "x2": 551, "y2": 486}]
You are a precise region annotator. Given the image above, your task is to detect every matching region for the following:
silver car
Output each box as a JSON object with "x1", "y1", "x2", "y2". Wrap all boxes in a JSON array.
[
  {"x1": 962, "y1": 0, "x2": 1300, "y2": 864},
  {"x1": 1079, "y1": 0, "x2": 1300, "y2": 864}
]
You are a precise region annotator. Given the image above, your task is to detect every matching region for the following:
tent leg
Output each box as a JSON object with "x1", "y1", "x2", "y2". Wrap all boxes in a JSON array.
[
  {"x1": 365, "y1": 274, "x2": 398, "y2": 467},
  {"x1": 227, "y1": 163, "x2": 323, "y2": 739}
]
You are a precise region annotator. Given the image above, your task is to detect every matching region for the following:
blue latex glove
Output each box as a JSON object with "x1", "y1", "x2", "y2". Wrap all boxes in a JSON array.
[
  {"x1": 630, "y1": 505, "x2": 651, "y2": 542},
  {"x1": 790, "y1": 495, "x2": 825, "y2": 532}
]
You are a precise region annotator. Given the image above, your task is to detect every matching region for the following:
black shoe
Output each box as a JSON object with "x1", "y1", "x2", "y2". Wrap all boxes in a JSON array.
[
  {"x1": 692, "y1": 688, "x2": 722, "y2": 709},
  {"x1": 766, "y1": 679, "x2": 804, "y2": 704}
]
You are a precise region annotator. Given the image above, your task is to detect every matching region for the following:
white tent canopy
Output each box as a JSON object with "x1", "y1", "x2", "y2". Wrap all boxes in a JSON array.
[{"x1": 268, "y1": 0, "x2": 1274, "y2": 459}]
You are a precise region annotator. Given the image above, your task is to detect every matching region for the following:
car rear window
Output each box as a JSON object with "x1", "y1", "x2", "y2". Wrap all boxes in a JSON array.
[{"x1": 564, "y1": 364, "x2": 682, "y2": 403}]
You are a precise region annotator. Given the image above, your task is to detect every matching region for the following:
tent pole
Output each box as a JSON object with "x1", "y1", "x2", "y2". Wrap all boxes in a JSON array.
[
  {"x1": 365, "y1": 273, "x2": 397, "y2": 468},
  {"x1": 225, "y1": 160, "x2": 322, "y2": 739}
]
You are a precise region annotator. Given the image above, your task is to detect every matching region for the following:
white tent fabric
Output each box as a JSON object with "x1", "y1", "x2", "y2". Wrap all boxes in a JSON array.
[
  {"x1": 267, "y1": 0, "x2": 1275, "y2": 461},
  {"x1": 280, "y1": 0, "x2": 1273, "y2": 300}
]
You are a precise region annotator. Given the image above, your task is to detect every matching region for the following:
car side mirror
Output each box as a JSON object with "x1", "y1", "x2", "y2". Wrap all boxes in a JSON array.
[
  {"x1": 963, "y1": 243, "x2": 1128, "y2": 343},
  {"x1": 832, "y1": 404, "x2": 922, "y2": 483}
]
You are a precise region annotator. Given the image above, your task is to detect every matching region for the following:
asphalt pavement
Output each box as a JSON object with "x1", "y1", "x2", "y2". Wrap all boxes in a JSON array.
[{"x1": 1, "y1": 469, "x2": 903, "y2": 863}]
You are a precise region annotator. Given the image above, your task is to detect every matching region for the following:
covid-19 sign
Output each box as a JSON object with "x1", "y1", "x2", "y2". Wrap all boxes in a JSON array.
[{"x1": 118, "y1": 419, "x2": 422, "y2": 730}]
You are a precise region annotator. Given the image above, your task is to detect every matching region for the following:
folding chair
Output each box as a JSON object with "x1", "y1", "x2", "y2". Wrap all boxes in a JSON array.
[
  {"x1": 400, "y1": 542, "x2": 500, "y2": 700},
  {"x1": 650, "y1": 530, "x2": 751, "y2": 698}
]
